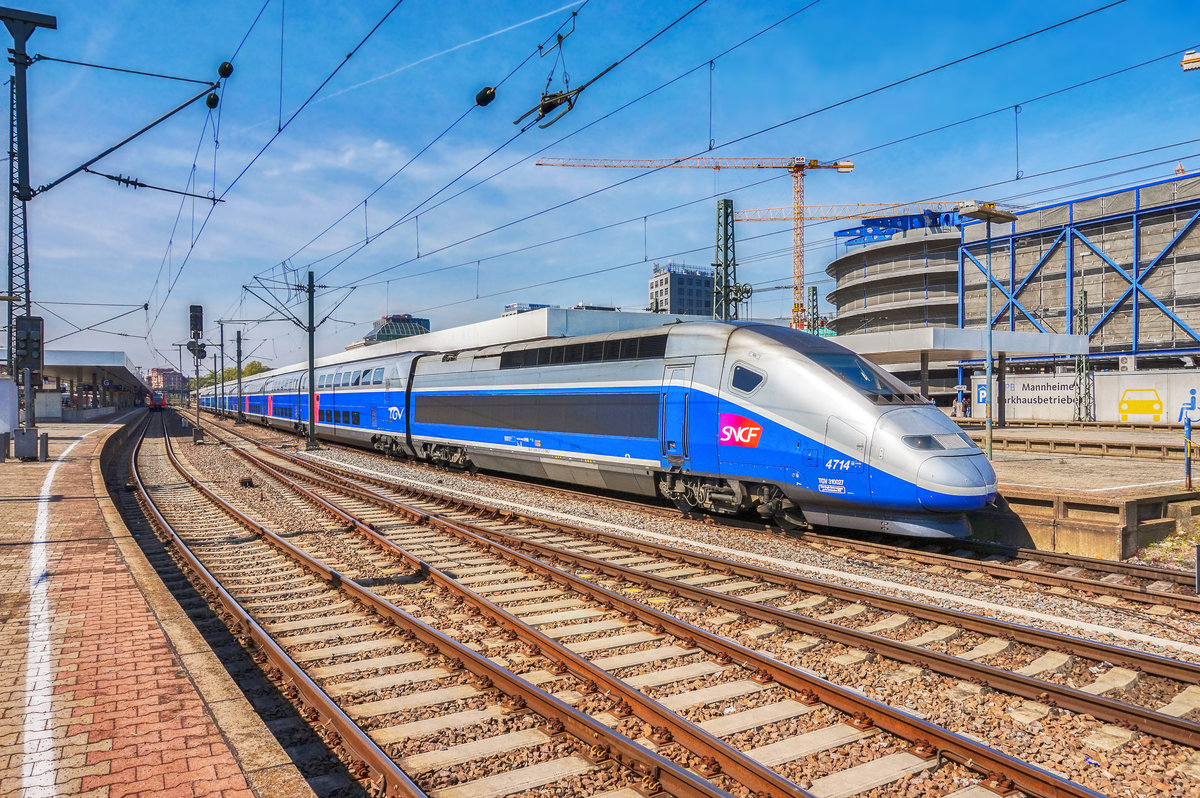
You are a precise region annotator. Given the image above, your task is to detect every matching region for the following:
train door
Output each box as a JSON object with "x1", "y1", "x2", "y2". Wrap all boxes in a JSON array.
[
  {"x1": 820, "y1": 416, "x2": 870, "y2": 501},
  {"x1": 660, "y1": 364, "x2": 692, "y2": 468}
]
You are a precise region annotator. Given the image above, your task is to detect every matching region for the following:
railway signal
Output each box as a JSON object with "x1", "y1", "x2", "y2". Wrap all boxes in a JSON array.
[
  {"x1": 186, "y1": 306, "x2": 205, "y2": 443},
  {"x1": 12, "y1": 314, "x2": 43, "y2": 379}
]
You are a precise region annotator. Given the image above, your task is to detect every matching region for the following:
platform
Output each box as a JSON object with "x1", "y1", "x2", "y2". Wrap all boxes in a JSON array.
[
  {"x1": 969, "y1": 447, "x2": 1198, "y2": 558},
  {"x1": 0, "y1": 414, "x2": 308, "y2": 797}
]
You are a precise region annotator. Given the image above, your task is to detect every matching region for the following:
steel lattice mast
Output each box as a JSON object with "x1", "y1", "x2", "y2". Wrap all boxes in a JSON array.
[
  {"x1": 2, "y1": 7, "x2": 55, "y2": 377},
  {"x1": 7, "y1": 79, "x2": 27, "y2": 375}
]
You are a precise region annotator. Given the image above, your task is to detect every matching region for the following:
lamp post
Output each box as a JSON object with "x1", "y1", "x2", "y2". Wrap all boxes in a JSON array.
[{"x1": 960, "y1": 201, "x2": 1019, "y2": 459}]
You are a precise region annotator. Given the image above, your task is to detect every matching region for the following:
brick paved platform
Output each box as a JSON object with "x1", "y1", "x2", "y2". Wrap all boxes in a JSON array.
[{"x1": 0, "y1": 413, "x2": 310, "y2": 797}]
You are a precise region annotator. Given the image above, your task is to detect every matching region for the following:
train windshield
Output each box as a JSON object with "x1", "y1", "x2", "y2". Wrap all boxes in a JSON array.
[
  {"x1": 750, "y1": 325, "x2": 924, "y2": 404},
  {"x1": 803, "y1": 350, "x2": 914, "y2": 398}
]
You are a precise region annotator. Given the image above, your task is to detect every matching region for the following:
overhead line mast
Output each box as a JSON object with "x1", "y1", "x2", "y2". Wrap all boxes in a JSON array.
[{"x1": 537, "y1": 156, "x2": 852, "y2": 329}]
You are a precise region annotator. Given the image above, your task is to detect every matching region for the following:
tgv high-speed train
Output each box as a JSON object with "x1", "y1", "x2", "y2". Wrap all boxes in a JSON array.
[{"x1": 199, "y1": 321, "x2": 997, "y2": 538}]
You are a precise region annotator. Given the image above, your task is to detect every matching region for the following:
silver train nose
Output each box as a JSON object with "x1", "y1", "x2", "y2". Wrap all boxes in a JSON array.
[{"x1": 916, "y1": 453, "x2": 996, "y2": 511}]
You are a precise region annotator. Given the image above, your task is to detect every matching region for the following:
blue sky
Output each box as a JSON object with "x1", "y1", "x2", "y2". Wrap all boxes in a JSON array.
[{"x1": 11, "y1": 0, "x2": 1200, "y2": 370}]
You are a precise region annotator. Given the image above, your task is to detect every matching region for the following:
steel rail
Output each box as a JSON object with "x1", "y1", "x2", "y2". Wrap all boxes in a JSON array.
[
  {"x1": 251, "y1": 443, "x2": 1200, "y2": 750},
  {"x1": 210, "y1": 428, "x2": 810, "y2": 798},
  {"x1": 865, "y1": 533, "x2": 1196, "y2": 586},
  {"x1": 206, "y1": 411, "x2": 1198, "y2": 596},
  {"x1": 162, "y1": 416, "x2": 735, "y2": 798},
  {"x1": 778, "y1": 530, "x2": 1200, "y2": 611},
  {"x1": 248, "y1": 438, "x2": 1200, "y2": 686},
  {"x1": 234, "y1": 437, "x2": 1106, "y2": 798},
  {"x1": 131, "y1": 420, "x2": 424, "y2": 797},
  {"x1": 504, "y1": 533, "x2": 1200, "y2": 750}
]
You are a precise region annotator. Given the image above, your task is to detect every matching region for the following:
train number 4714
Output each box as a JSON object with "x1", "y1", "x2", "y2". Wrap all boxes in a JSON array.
[{"x1": 825, "y1": 458, "x2": 857, "y2": 471}]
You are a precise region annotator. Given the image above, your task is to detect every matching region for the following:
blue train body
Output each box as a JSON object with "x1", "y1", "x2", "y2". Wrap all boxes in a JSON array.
[{"x1": 200, "y1": 321, "x2": 996, "y2": 538}]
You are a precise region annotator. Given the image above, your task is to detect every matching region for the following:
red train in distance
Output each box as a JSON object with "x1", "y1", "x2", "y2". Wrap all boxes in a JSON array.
[{"x1": 148, "y1": 392, "x2": 166, "y2": 412}]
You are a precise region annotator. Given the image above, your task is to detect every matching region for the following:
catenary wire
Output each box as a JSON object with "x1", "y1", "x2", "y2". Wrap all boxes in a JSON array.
[
  {"x1": 312, "y1": 0, "x2": 823, "y2": 283},
  {"x1": 274, "y1": 0, "x2": 593, "y2": 270},
  {"x1": 321, "y1": 0, "x2": 1131, "y2": 292},
  {"x1": 147, "y1": 0, "x2": 410, "y2": 333},
  {"x1": 312, "y1": 0, "x2": 720, "y2": 282}
]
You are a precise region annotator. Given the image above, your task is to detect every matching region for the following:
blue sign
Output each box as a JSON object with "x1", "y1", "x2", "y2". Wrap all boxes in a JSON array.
[
  {"x1": 976, "y1": 384, "x2": 987, "y2": 404},
  {"x1": 101, "y1": 379, "x2": 112, "y2": 388}
]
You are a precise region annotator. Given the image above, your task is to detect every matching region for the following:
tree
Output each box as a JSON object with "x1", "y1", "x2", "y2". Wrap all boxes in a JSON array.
[{"x1": 194, "y1": 360, "x2": 273, "y2": 388}]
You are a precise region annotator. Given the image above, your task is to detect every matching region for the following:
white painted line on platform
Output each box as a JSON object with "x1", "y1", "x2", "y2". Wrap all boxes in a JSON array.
[
  {"x1": 302, "y1": 453, "x2": 1200, "y2": 658},
  {"x1": 22, "y1": 412, "x2": 136, "y2": 797},
  {"x1": 1002, "y1": 479, "x2": 1182, "y2": 492}
]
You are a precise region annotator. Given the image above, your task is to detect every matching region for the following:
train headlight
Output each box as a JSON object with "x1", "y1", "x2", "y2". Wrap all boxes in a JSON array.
[{"x1": 902, "y1": 435, "x2": 944, "y2": 450}]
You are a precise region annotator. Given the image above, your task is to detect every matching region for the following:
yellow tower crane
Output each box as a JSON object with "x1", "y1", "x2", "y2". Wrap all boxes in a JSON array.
[
  {"x1": 536, "y1": 156, "x2": 853, "y2": 329},
  {"x1": 733, "y1": 200, "x2": 968, "y2": 222}
]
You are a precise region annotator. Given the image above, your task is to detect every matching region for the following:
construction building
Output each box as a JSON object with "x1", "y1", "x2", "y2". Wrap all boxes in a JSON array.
[
  {"x1": 820, "y1": 172, "x2": 1200, "y2": 405},
  {"x1": 825, "y1": 228, "x2": 960, "y2": 336},
  {"x1": 960, "y1": 173, "x2": 1200, "y2": 368},
  {"x1": 649, "y1": 262, "x2": 714, "y2": 316}
]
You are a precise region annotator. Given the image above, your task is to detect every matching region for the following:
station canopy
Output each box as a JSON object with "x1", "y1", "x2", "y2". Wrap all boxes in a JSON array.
[{"x1": 0, "y1": 348, "x2": 150, "y2": 393}]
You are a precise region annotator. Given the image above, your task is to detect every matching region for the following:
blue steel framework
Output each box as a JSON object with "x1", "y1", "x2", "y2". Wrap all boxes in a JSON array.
[{"x1": 957, "y1": 173, "x2": 1200, "y2": 357}]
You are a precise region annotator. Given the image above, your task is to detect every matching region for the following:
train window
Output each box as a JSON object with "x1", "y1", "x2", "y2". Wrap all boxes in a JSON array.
[
  {"x1": 619, "y1": 339, "x2": 639, "y2": 360},
  {"x1": 582, "y1": 341, "x2": 605, "y2": 362},
  {"x1": 361, "y1": 369, "x2": 372, "y2": 384},
  {"x1": 352, "y1": 411, "x2": 360, "y2": 425},
  {"x1": 499, "y1": 350, "x2": 525, "y2": 369},
  {"x1": 637, "y1": 335, "x2": 668, "y2": 359},
  {"x1": 563, "y1": 344, "x2": 584, "y2": 364},
  {"x1": 602, "y1": 340, "x2": 622, "y2": 361},
  {"x1": 351, "y1": 372, "x2": 361, "y2": 386},
  {"x1": 731, "y1": 365, "x2": 765, "y2": 394},
  {"x1": 372, "y1": 368, "x2": 384, "y2": 384}
]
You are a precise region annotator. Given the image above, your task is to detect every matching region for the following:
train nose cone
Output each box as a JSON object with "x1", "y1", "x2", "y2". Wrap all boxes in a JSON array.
[{"x1": 916, "y1": 454, "x2": 994, "y2": 511}]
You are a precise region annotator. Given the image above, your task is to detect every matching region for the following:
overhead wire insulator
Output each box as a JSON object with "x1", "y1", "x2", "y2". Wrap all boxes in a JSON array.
[{"x1": 475, "y1": 86, "x2": 496, "y2": 107}]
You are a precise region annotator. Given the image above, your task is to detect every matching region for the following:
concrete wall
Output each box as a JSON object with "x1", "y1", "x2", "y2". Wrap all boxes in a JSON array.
[{"x1": 971, "y1": 369, "x2": 1200, "y2": 423}]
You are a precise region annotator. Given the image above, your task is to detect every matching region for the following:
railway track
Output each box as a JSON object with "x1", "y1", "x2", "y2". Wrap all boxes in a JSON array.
[
  {"x1": 136, "y1": 414, "x2": 724, "y2": 797},
  {"x1": 170, "y1": 412, "x2": 1125, "y2": 796},
  {"x1": 200, "y1": 411, "x2": 1197, "y2": 613},
  {"x1": 186, "y1": 415, "x2": 1200, "y2": 794},
  {"x1": 213, "y1": 424, "x2": 1200, "y2": 743}
]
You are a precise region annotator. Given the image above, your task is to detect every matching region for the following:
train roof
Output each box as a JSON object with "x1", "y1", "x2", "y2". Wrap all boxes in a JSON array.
[{"x1": 217, "y1": 308, "x2": 720, "y2": 386}]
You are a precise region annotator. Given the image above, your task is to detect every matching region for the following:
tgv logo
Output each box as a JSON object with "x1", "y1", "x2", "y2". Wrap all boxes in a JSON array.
[{"x1": 718, "y1": 414, "x2": 762, "y2": 447}]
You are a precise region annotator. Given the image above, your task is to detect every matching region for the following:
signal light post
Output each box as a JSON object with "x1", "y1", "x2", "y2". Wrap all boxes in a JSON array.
[
  {"x1": 188, "y1": 304, "x2": 205, "y2": 443},
  {"x1": 960, "y1": 201, "x2": 1019, "y2": 460}
]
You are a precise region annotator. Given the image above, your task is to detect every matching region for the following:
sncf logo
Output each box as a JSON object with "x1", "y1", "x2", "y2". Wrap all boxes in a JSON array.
[{"x1": 718, "y1": 414, "x2": 763, "y2": 447}]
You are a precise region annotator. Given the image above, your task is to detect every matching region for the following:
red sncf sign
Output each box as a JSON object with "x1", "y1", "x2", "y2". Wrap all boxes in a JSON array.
[{"x1": 718, "y1": 414, "x2": 762, "y2": 447}]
